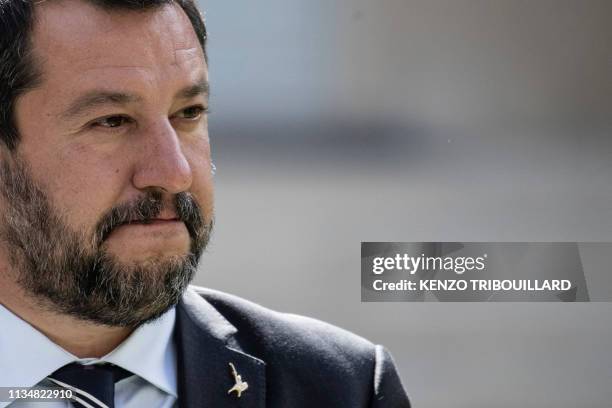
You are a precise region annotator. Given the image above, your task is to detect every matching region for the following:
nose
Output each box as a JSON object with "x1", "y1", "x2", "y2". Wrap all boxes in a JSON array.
[{"x1": 131, "y1": 119, "x2": 193, "y2": 194}]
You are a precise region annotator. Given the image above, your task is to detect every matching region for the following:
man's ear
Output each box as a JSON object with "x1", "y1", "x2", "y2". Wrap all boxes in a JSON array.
[
  {"x1": 0, "y1": 142, "x2": 13, "y2": 168},
  {"x1": 0, "y1": 142, "x2": 20, "y2": 190},
  {"x1": 0, "y1": 142, "x2": 8, "y2": 166},
  {"x1": 0, "y1": 142, "x2": 9, "y2": 215}
]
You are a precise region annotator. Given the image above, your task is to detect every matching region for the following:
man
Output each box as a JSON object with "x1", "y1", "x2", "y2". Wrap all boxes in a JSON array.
[{"x1": 0, "y1": 0, "x2": 410, "y2": 406}]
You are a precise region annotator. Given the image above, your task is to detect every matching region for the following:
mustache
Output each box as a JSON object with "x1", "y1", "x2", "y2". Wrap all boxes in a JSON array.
[{"x1": 94, "y1": 191, "x2": 205, "y2": 246}]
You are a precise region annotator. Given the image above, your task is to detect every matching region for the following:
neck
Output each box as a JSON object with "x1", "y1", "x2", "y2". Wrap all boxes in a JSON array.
[{"x1": 0, "y1": 260, "x2": 133, "y2": 358}]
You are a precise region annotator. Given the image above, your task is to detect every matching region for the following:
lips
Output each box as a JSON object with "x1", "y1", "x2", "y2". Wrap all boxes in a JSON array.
[{"x1": 125, "y1": 210, "x2": 180, "y2": 225}]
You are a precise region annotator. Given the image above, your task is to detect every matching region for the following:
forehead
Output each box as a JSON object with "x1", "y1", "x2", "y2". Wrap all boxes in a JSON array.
[{"x1": 30, "y1": 0, "x2": 206, "y2": 101}]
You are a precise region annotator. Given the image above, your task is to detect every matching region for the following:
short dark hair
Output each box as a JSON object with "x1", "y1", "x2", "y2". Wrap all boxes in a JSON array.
[{"x1": 0, "y1": 0, "x2": 207, "y2": 150}]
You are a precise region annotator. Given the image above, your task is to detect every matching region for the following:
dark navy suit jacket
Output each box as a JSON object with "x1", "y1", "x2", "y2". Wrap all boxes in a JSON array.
[{"x1": 175, "y1": 286, "x2": 411, "y2": 407}]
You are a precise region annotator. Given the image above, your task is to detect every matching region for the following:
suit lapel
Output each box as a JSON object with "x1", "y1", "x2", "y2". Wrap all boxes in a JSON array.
[{"x1": 175, "y1": 288, "x2": 266, "y2": 408}]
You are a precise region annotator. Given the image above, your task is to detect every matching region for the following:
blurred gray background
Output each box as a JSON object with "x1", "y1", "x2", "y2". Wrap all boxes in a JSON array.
[{"x1": 192, "y1": 1, "x2": 612, "y2": 407}]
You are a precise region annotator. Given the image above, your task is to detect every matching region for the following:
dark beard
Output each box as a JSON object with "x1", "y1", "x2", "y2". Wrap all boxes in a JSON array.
[{"x1": 0, "y1": 155, "x2": 213, "y2": 327}]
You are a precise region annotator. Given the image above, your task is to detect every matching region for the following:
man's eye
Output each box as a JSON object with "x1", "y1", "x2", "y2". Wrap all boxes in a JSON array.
[
  {"x1": 176, "y1": 105, "x2": 207, "y2": 120},
  {"x1": 91, "y1": 115, "x2": 132, "y2": 129}
]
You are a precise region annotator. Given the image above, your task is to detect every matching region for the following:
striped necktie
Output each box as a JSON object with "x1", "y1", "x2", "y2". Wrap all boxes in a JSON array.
[{"x1": 47, "y1": 363, "x2": 133, "y2": 408}]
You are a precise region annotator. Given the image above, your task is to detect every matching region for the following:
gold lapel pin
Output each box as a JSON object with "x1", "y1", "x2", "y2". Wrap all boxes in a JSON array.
[{"x1": 227, "y1": 362, "x2": 249, "y2": 398}]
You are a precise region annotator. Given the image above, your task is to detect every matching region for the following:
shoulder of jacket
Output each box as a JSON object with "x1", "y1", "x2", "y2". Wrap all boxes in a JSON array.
[{"x1": 188, "y1": 285, "x2": 377, "y2": 366}]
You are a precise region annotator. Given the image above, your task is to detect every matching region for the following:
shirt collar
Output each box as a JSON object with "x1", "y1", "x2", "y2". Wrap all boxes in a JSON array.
[
  {"x1": 0, "y1": 303, "x2": 177, "y2": 406},
  {"x1": 0, "y1": 303, "x2": 75, "y2": 400},
  {"x1": 103, "y1": 307, "x2": 177, "y2": 397}
]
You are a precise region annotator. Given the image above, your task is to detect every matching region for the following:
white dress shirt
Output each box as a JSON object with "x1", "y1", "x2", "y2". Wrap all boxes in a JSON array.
[{"x1": 0, "y1": 303, "x2": 178, "y2": 407}]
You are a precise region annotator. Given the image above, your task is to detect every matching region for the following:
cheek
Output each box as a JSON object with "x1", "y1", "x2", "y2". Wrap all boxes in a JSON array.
[{"x1": 36, "y1": 146, "x2": 129, "y2": 230}]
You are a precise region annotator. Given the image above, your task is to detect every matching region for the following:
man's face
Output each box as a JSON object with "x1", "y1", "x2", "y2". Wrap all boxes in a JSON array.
[{"x1": 0, "y1": 0, "x2": 213, "y2": 326}]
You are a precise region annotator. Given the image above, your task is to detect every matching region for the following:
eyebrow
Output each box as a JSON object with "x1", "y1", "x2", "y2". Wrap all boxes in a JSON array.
[
  {"x1": 60, "y1": 78, "x2": 209, "y2": 120},
  {"x1": 60, "y1": 92, "x2": 140, "y2": 120},
  {"x1": 176, "y1": 78, "x2": 209, "y2": 100}
]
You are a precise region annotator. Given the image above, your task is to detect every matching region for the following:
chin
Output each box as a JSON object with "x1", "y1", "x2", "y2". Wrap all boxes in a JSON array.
[
  {"x1": 105, "y1": 241, "x2": 191, "y2": 263},
  {"x1": 114, "y1": 251, "x2": 192, "y2": 269}
]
